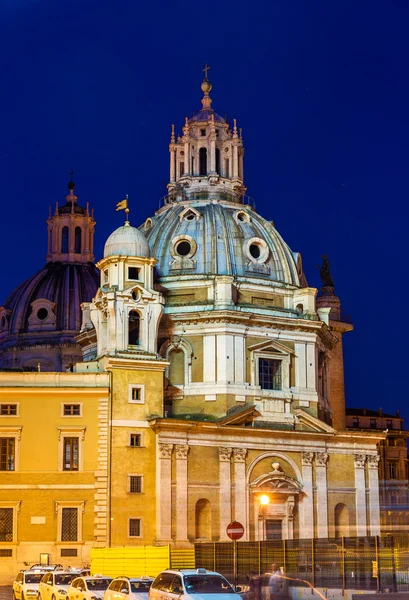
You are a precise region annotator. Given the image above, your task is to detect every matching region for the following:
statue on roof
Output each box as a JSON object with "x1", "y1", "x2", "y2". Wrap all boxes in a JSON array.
[{"x1": 318, "y1": 254, "x2": 335, "y2": 288}]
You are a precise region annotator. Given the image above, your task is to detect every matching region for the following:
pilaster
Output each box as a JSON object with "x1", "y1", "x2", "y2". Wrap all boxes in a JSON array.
[
  {"x1": 315, "y1": 452, "x2": 329, "y2": 538},
  {"x1": 219, "y1": 447, "x2": 232, "y2": 541},
  {"x1": 300, "y1": 452, "x2": 314, "y2": 538},
  {"x1": 367, "y1": 455, "x2": 381, "y2": 536},
  {"x1": 157, "y1": 443, "x2": 173, "y2": 542},
  {"x1": 175, "y1": 444, "x2": 189, "y2": 542},
  {"x1": 233, "y1": 448, "x2": 247, "y2": 539},
  {"x1": 354, "y1": 453, "x2": 367, "y2": 536}
]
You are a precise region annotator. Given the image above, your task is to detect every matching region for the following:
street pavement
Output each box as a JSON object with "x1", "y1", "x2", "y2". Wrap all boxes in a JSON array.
[{"x1": 0, "y1": 587, "x2": 11, "y2": 600}]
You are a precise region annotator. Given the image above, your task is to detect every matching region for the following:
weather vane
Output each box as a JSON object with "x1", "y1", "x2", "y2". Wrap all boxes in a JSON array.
[
  {"x1": 203, "y1": 63, "x2": 210, "y2": 80},
  {"x1": 116, "y1": 194, "x2": 130, "y2": 224}
]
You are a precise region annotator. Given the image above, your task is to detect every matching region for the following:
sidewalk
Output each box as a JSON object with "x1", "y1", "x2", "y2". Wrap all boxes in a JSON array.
[{"x1": 0, "y1": 588, "x2": 11, "y2": 600}]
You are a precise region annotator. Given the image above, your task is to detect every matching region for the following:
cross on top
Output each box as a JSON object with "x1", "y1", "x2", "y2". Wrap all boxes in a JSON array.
[
  {"x1": 70, "y1": 169, "x2": 74, "y2": 182},
  {"x1": 203, "y1": 63, "x2": 210, "y2": 79}
]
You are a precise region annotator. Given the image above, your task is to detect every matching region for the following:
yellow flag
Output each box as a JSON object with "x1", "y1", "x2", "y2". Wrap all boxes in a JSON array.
[{"x1": 116, "y1": 198, "x2": 128, "y2": 211}]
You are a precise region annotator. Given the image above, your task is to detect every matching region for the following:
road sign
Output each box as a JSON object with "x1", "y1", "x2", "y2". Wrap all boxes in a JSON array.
[{"x1": 226, "y1": 521, "x2": 244, "y2": 540}]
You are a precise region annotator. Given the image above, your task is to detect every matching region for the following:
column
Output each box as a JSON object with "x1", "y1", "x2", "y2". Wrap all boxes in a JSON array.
[
  {"x1": 306, "y1": 343, "x2": 316, "y2": 391},
  {"x1": 210, "y1": 136, "x2": 216, "y2": 173},
  {"x1": 354, "y1": 453, "x2": 367, "y2": 536},
  {"x1": 175, "y1": 444, "x2": 189, "y2": 542},
  {"x1": 219, "y1": 447, "x2": 232, "y2": 541},
  {"x1": 170, "y1": 148, "x2": 175, "y2": 182},
  {"x1": 233, "y1": 143, "x2": 239, "y2": 178},
  {"x1": 184, "y1": 141, "x2": 190, "y2": 175},
  {"x1": 234, "y1": 336, "x2": 245, "y2": 383},
  {"x1": 300, "y1": 452, "x2": 314, "y2": 538},
  {"x1": 315, "y1": 452, "x2": 329, "y2": 538},
  {"x1": 203, "y1": 335, "x2": 216, "y2": 382},
  {"x1": 233, "y1": 448, "x2": 248, "y2": 540},
  {"x1": 367, "y1": 455, "x2": 381, "y2": 536},
  {"x1": 157, "y1": 443, "x2": 173, "y2": 541},
  {"x1": 295, "y1": 343, "x2": 307, "y2": 391}
]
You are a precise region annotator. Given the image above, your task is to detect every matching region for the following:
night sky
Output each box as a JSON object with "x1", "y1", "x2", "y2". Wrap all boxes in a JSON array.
[{"x1": 0, "y1": 1, "x2": 407, "y2": 424}]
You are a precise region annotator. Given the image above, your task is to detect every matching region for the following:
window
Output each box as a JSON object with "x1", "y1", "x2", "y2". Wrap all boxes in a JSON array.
[
  {"x1": 370, "y1": 418, "x2": 377, "y2": 429},
  {"x1": 103, "y1": 269, "x2": 109, "y2": 284},
  {"x1": 0, "y1": 404, "x2": 18, "y2": 416},
  {"x1": 128, "y1": 311, "x2": 140, "y2": 346},
  {"x1": 386, "y1": 420, "x2": 393, "y2": 429},
  {"x1": 258, "y1": 358, "x2": 282, "y2": 391},
  {"x1": 215, "y1": 148, "x2": 220, "y2": 174},
  {"x1": 388, "y1": 438, "x2": 396, "y2": 447},
  {"x1": 128, "y1": 267, "x2": 140, "y2": 280},
  {"x1": 0, "y1": 438, "x2": 15, "y2": 471},
  {"x1": 175, "y1": 241, "x2": 191, "y2": 256},
  {"x1": 61, "y1": 507, "x2": 78, "y2": 541},
  {"x1": 389, "y1": 462, "x2": 397, "y2": 479},
  {"x1": 352, "y1": 417, "x2": 359, "y2": 427},
  {"x1": 130, "y1": 433, "x2": 141, "y2": 447},
  {"x1": 62, "y1": 226, "x2": 69, "y2": 253},
  {"x1": 129, "y1": 475, "x2": 143, "y2": 493},
  {"x1": 199, "y1": 148, "x2": 207, "y2": 175},
  {"x1": 225, "y1": 158, "x2": 230, "y2": 178},
  {"x1": 201, "y1": 129, "x2": 206, "y2": 136},
  {"x1": 180, "y1": 161, "x2": 185, "y2": 175},
  {"x1": 74, "y1": 227, "x2": 81, "y2": 253},
  {"x1": 128, "y1": 385, "x2": 145, "y2": 404},
  {"x1": 63, "y1": 437, "x2": 79, "y2": 471},
  {"x1": 129, "y1": 518, "x2": 141, "y2": 537},
  {"x1": 61, "y1": 548, "x2": 78, "y2": 557},
  {"x1": 63, "y1": 404, "x2": 81, "y2": 416},
  {"x1": 0, "y1": 507, "x2": 13, "y2": 541}
]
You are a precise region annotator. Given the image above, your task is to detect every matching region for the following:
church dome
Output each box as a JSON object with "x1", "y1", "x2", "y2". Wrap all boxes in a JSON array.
[
  {"x1": 104, "y1": 223, "x2": 150, "y2": 258},
  {"x1": 144, "y1": 199, "x2": 304, "y2": 286}
]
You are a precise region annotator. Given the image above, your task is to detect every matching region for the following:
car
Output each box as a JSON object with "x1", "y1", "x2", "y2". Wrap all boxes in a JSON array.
[
  {"x1": 104, "y1": 577, "x2": 154, "y2": 600},
  {"x1": 38, "y1": 570, "x2": 81, "y2": 600},
  {"x1": 13, "y1": 570, "x2": 49, "y2": 600},
  {"x1": 149, "y1": 569, "x2": 241, "y2": 600},
  {"x1": 67, "y1": 576, "x2": 113, "y2": 600},
  {"x1": 30, "y1": 566, "x2": 64, "y2": 572}
]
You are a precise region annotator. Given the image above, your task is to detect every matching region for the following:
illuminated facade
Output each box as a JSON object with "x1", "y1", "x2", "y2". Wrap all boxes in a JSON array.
[{"x1": 0, "y1": 74, "x2": 385, "y2": 580}]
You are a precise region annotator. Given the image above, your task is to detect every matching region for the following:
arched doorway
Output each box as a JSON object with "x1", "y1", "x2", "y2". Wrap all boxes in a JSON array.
[
  {"x1": 199, "y1": 148, "x2": 207, "y2": 176},
  {"x1": 128, "y1": 311, "x2": 140, "y2": 346}
]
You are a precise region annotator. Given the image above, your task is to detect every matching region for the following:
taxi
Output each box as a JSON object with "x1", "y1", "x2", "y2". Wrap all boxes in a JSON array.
[
  {"x1": 104, "y1": 577, "x2": 154, "y2": 600},
  {"x1": 148, "y1": 569, "x2": 241, "y2": 600},
  {"x1": 38, "y1": 570, "x2": 81, "y2": 600},
  {"x1": 13, "y1": 569, "x2": 49, "y2": 600},
  {"x1": 67, "y1": 576, "x2": 113, "y2": 600}
]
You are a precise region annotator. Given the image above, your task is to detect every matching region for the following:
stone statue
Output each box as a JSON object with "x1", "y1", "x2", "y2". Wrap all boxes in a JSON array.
[{"x1": 318, "y1": 254, "x2": 334, "y2": 287}]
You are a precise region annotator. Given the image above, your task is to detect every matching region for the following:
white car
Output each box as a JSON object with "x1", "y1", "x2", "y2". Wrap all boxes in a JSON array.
[
  {"x1": 67, "y1": 576, "x2": 113, "y2": 600},
  {"x1": 13, "y1": 570, "x2": 49, "y2": 600},
  {"x1": 104, "y1": 577, "x2": 154, "y2": 600},
  {"x1": 149, "y1": 569, "x2": 241, "y2": 600},
  {"x1": 38, "y1": 571, "x2": 81, "y2": 600}
]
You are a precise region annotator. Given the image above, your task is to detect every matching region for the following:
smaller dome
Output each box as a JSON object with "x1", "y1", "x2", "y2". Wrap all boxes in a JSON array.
[{"x1": 104, "y1": 223, "x2": 150, "y2": 258}]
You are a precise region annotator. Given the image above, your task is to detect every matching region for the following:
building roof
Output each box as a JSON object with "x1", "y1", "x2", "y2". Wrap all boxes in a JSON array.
[
  {"x1": 104, "y1": 222, "x2": 150, "y2": 258},
  {"x1": 346, "y1": 407, "x2": 401, "y2": 419}
]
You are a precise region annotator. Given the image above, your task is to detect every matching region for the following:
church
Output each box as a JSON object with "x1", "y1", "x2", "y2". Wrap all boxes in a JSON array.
[{"x1": 0, "y1": 72, "x2": 384, "y2": 576}]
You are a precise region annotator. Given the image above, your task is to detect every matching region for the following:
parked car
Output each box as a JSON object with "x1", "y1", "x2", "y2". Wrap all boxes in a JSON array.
[
  {"x1": 149, "y1": 569, "x2": 241, "y2": 600},
  {"x1": 13, "y1": 570, "x2": 49, "y2": 600},
  {"x1": 30, "y1": 566, "x2": 63, "y2": 572},
  {"x1": 38, "y1": 571, "x2": 81, "y2": 600},
  {"x1": 67, "y1": 576, "x2": 113, "y2": 600},
  {"x1": 104, "y1": 577, "x2": 153, "y2": 600}
]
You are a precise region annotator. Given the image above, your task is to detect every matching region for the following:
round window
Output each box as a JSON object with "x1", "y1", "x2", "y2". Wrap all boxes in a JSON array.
[
  {"x1": 176, "y1": 240, "x2": 191, "y2": 256},
  {"x1": 37, "y1": 308, "x2": 48, "y2": 321},
  {"x1": 185, "y1": 213, "x2": 195, "y2": 221},
  {"x1": 249, "y1": 244, "x2": 261, "y2": 259},
  {"x1": 132, "y1": 290, "x2": 140, "y2": 301}
]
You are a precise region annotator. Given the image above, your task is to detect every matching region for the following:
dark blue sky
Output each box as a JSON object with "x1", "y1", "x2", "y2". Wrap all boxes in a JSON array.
[{"x1": 0, "y1": 1, "x2": 408, "y2": 423}]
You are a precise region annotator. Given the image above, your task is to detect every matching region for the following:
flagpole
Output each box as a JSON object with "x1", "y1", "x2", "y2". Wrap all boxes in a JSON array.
[{"x1": 124, "y1": 194, "x2": 129, "y2": 224}]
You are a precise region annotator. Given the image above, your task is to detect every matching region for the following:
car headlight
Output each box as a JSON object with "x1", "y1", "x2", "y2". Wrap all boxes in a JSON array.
[
  {"x1": 57, "y1": 591, "x2": 68, "y2": 595},
  {"x1": 26, "y1": 591, "x2": 37, "y2": 595}
]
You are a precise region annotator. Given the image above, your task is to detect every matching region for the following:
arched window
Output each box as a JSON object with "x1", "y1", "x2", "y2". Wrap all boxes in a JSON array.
[
  {"x1": 199, "y1": 148, "x2": 207, "y2": 176},
  {"x1": 195, "y1": 499, "x2": 211, "y2": 540},
  {"x1": 215, "y1": 148, "x2": 220, "y2": 175},
  {"x1": 128, "y1": 311, "x2": 140, "y2": 346},
  {"x1": 61, "y1": 226, "x2": 69, "y2": 253},
  {"x1": 74, "y1": 227, "x2": 82, "y2": 253},
  {"x1": 335, "y1": 503, "x2": 349, "y2": 537},
  {"x1": 168, "y1": 349, "x2": 185, "y2": 385}
]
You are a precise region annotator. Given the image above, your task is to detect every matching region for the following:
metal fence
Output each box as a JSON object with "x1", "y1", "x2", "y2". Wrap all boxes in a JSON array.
[{"x1": 195, "y1": 535, "x2": 409, "y2": 593}]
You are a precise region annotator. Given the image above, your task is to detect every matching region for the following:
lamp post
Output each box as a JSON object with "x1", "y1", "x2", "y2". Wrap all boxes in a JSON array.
[{"x1": 259, "y1": 494, "x2": 270, "y2": 540}]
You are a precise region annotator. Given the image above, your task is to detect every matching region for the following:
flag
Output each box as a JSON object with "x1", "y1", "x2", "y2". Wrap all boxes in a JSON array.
[{"x1": 116, "y1": 198, "x2": 128, "y2": 211}]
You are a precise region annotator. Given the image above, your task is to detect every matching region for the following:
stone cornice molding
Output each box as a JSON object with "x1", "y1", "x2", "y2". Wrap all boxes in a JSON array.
[
  {"x1": 233, "y1": 448, "x2": 247, "y2": 462},
  {"x1": 219, "y1": 447, "x2": 233, "y2": 462},
  {"x1": 301, "y1": 451, "x2": 314, "y2": 466},
  {"x1": 354, "y1": 453, "x2": 366, "y2": 468},
  {"x1": 158, "y1": 443, "x2": 173, "y2": 459},
  {"x1": 367, "y1": 455, "x2": 380, "y2": 469},
  {"x1": 174, "y1": 444, "x2": 189, "y2": 459}
]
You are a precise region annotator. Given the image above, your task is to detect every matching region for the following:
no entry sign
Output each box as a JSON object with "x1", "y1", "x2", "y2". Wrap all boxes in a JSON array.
[{"x1": 226, "y1": 521, "x2": 244, "y2": 540}]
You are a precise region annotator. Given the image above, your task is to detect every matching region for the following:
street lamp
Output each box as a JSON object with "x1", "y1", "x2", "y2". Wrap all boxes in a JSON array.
[{"x1": 259, "y1": 494, "x2": 270, "y2": 540}]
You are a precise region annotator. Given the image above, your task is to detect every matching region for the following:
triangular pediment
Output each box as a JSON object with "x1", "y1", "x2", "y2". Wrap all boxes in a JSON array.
[
  {"x1": 247, "y1": 340, "x2": 296, "y2": 355},
  {"x1": 294, "y1": 408, "x2": 336, "y2": 433},
  {"x1": 218, "y1": 404, "x2": 261, "y2": 426}
]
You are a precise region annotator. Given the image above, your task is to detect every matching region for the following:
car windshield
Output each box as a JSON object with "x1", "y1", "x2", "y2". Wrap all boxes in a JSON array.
[
  {"x1": 86, "y1": 579, "x2": 112, "y2": 591},
  {"x1": 24, "y1": 574, "x2": 43, "y2": 584},
  {"x1": 55, "y1": 575, "x2": 76, "y2": 586},
  {"x1": 130, "y1": 582, "x2": 152, "y2": 592},
  {"x1": 184, "y1": 576, "x2": 234, "y2": 594}
]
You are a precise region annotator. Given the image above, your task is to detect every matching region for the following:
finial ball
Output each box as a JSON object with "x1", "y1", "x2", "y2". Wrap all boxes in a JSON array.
[
  {"x1": 201, "y1": 79, "x2": 212, "y2": 94},
  {"x1": 68, "y1": 181, "x2": 75, "y2": 191}
]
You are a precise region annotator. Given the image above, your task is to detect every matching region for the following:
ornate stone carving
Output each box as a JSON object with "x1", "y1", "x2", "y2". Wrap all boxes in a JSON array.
[
  {"x1": 315, "y1": 452, "x2": 329, "y2": 467},
  {"x1": 367, "y1": 455, "x2": 380, "y2": 469},
  {"x1": 174, "y1": 444, "x2": 189, "y2": 460},
  {"x1": 158, "y1": 443, "x2": 173, "y2": 459},
  {"x1": 219, "y1": 447, "x2": 233, "y2": 462},
  {"x1": 302, "y1": 452, "x2": 314, "y2": 466},
  {"x1": 233, "y1": 448, "x2": 247, "y2": 463},
  {"x1": 354, "y1": 453, "x2": 366, "y2": 468}
]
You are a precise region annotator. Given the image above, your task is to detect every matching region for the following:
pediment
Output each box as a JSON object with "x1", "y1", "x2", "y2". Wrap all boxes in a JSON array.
[
  {"x1": 247, "y1": 339, "x2": 296, "y2": 355},
  {"x1": 294, "y1": 408, "x2": 336, "y2": 433},
  {"x1": 250, "y1": 466, "x2": 302, "y2": 492},
  {"x1": 218, "y1": 404, "x2": 261, "y2": 426}
]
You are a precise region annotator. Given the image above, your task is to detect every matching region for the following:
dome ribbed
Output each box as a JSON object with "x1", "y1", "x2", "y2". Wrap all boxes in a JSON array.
[{"x1": 104, "y1": 223, "x2": 150, "y2": 258}]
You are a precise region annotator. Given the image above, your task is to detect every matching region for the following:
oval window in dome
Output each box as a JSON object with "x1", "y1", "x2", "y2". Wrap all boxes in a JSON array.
[
  {"x1": 176, "y1": 240, "x2": 191, "y2": 256},
  {"x1": 37, "y1": 308, "x2": 48, "y2": 321},
  {"x1": 249, "y1": 244, "x2": 261, "y2": 259}
]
